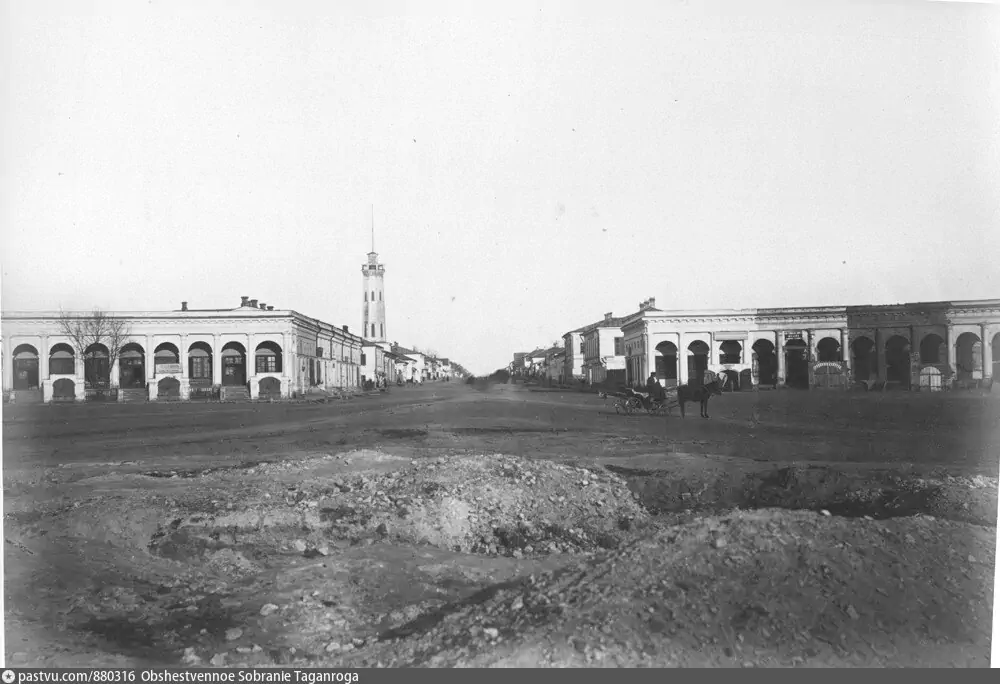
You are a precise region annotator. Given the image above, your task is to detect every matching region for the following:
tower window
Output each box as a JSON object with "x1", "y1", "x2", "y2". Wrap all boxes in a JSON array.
[
  {"x1": 371, "y1": 324, "x2": 375, "y2": 337},
  {"x1": 379, "y1": 291, "x2": 382, "y2": 301},
  {"x1": 380, "y1": 324, "x2": 384, "y2": 337}
]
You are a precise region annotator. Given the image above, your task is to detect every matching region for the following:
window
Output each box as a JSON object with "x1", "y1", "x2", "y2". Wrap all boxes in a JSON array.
[
  {"x1": 579, "y1": 341, "x2": 584, "y2": 354},
  {"x1": 371, "y1": 324, "x2": 375, "y2": 337},
  {"x1": 380, "y1": 324, "x2": 384, "y2": 338},
  {"x1": 360, "y1": 353, "x2": 367, "y2": 365},
  {"x1": 256, "y1": 355, "x2": 277, "y2": 373},
  {"x1": 614, "y1": 337, "x2": 624, "y2": 356},
  {"x1": 190, "y1": 356, "x2": 211, "y2": 379}
]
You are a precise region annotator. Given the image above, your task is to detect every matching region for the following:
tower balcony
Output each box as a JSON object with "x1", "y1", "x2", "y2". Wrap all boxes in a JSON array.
[{"x1": 361, "y1": 264, "x2": 385, "y2": 274}]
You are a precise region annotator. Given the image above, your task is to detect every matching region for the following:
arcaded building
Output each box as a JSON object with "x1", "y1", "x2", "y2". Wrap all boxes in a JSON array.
[
  {"x1": 620, "y1": 299, "x2": 999, "y2": 391},
  {"x1": 1, "y1": 296, "x2": 365, "y2": 403}
]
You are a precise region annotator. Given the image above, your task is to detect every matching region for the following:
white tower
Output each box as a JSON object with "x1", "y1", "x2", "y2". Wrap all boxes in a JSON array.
[{"x1": 362, "y1": 212, "x2": 387, "y2": 343}]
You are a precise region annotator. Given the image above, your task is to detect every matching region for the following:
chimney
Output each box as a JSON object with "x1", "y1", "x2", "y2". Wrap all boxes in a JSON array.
[
  {"x1": 181, "y1": 301, "x2": 188, "y2": 311},
  {"x1": 342, "y1": 325, "x2": 349, "y2": 332},
  {"x1": 249, "y1": 299, "x2": 258, "y2": 308},
  {"x1": 648, "y1": 297, "x2": 655, "y2": 308},
  {"x1": 259, "y1": 302, "x2": 266, "y2": 310},
  {"x1": 267, "y1": 305, "x2": 274, "y2": 311},
  {"x1": 604, "y1": 312, "x2": 613, "y2": 323},
  {"x1": 241, "y1": 296, "x2": 249, "y2": 307}
]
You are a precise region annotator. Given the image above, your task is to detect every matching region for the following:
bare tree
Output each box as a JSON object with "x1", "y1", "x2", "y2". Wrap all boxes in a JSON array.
[{"x1": 58, "y1": 309, "x2": 133, "y2": 388}]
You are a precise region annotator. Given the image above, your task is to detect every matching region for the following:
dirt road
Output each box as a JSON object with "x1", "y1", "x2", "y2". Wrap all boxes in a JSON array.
[{"x1": 3, "y1": 382, "x2": 997, "y2": 667}]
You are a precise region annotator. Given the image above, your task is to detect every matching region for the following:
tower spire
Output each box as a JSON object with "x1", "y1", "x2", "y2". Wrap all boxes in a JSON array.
[{"x1": 371, "y1": 204, "x2": 375, "y2": 253}]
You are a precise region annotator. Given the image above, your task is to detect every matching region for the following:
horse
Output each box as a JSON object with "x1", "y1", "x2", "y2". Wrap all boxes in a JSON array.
[{"x1": 675, "y1": 377, "x2": 725, "y2": 419}]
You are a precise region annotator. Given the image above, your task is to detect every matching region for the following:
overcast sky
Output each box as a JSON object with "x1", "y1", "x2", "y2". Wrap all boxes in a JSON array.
[{"x1": 2, "y1": 0, "x2": 998, "y2": 375}]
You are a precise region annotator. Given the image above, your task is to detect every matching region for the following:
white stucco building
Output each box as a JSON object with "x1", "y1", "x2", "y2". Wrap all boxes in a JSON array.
[{"x1": 1, "y1": 296, "x2": 365, "y2": 403}]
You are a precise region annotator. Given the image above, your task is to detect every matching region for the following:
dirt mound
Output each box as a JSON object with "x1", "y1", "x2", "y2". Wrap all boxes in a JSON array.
[
  {"x1": 343, "y1": 509, "x2": 995, "y2": 668},
  {"x1": 147, "y1": 453, "x2": 648, "y2": 564},
  {"x1": 616, "y1": 463, "x2": 998, "y2": 527}
]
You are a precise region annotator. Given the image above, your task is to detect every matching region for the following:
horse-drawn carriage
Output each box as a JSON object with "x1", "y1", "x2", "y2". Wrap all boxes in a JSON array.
[
  {"x1": 599, "y1": 376, "x2": 726, "y2": 419},
  {"x1": 599, "y1": 387, "x2": 680, "y2": 416}
]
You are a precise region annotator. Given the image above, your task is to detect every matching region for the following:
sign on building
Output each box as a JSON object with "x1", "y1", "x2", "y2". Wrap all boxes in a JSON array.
[{"x1": 156, "y1": 363, "x2": 182, "y2": 375}]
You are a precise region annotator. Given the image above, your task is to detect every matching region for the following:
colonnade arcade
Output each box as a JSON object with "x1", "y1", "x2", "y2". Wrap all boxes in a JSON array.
[
  {"x1": 2, "y1": 333, "x2": 290, "y2": 402},
  {"x1": 628, "y1": 323, "x2": 998, "y2": 391}
]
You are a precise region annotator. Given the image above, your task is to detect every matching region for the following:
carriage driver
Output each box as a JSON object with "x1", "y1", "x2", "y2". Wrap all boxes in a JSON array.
[{"x1": 645, "y1": 373, "x2": 665, "y2": 401}]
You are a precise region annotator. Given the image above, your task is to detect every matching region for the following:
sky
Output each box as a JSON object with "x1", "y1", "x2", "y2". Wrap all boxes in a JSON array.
[{"x1": 1, "y1": 1, "x2": 998, "y2": 376}]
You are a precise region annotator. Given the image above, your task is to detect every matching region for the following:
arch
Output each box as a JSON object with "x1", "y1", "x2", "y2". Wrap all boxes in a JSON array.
[
  {"x1": 719, "y1": 340, "x2": 742, "y2": 365},
  {"x1": 654, "y1": 341, "x2": 678, "y2": 386},
  {"x1": 686, "y1": 340, "x2": 709, "y2": 387},
  {"x1": 752, "y1": 338, "x2": 777, "y2": 387},
  {"x1": 687, "y1": 340, "x2": 710, "y2": 355},
  {"x1": 885, "y1": 335, "x2": 911, "y2": 388},
  {"x1": 816, "y1": 337, "x2": 842, "y2": 363},
  {"x1": 188, "y1": 341, "x2": 213, "y2": 385},
  {"x1": 255, "y1": 341, "x2": 283, "y2": 374},
  {"x1": 851, "y1": 336, "x2": 876, "y2": 383},
  {"x1": 157, "y1": 377, "x2": 181, "y2": 399},
  {"x1": 13, "y1": 344, "x2": 39, "y2": 359},
  {"x1": 918, "y1": 366, "x2": 943, "y2": 392},
  {"x1": 154, "y1": 342, "x2": 180, "y2": 363},
  {"x1": 12, "y1": 343, "x2": 40, "y2": 390},
  {"x1": 83, "y1": 343, "x2": 110, "y2": 388},
  {"x1": 783, "y1": 339, "x2": 809, "y2": 389},
  {"x1": 718, "y1": 368, "x2": 740, "y2": 391},
  {"x1": 955, "y1": 332, "x2": 982, "y2": 381},
  {"x1": 52, "y1": 378, "x2": 76, "y2": 401},
  {"x1": 48, "y1": 343, "x2": 76, "y2": 376},
  {"x1": 221, "y1": 341, "x2": 247, "y2": 386},
  {"x1": 259, "y1": 376, "x2": 281, "y2": 400},
  {"x1": 119, "y1": 342, "x2": 146, "y2": 389},
  {"x1": 919, "y1": 333, "x2": 946, "y2": 365}
]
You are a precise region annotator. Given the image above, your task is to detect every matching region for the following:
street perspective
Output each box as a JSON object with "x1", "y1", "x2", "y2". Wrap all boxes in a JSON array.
[{"x1": 2, "y1": 0, "x2": 999, "y2": 672}]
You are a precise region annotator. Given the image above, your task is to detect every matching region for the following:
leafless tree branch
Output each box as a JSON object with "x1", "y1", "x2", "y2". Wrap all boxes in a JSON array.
[{"x1": 58, "y1": 308, "x2": 133, "y2": 387}]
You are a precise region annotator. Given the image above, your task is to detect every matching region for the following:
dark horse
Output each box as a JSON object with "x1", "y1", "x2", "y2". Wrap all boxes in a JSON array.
[{"x1": 676, "y1": 377, "x2": 725, "y2": 419}]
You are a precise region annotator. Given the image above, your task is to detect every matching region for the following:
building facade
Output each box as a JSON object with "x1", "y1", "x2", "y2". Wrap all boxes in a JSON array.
[
  {"x1": 1, "y1": 297, "x2": 365, "y2": 403},
  {"x1": 620, "y1": 299, "x2": 1000, "y2": 391}
]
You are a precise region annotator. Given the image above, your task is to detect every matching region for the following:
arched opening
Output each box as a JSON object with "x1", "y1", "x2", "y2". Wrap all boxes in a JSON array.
[
  {"x1": 84, "y1": 343, "x2": 110, "y2": 389},
  {"x1": 254, "y1": 341, "x2": 283, "y2": 374},
  {"x1": 118, "y1": 342, "x2": 146, "y2": 389},
  {"x1": 719, "y1": 340, "x2": 742, "y2": 365},
  {"x1": 918, "y1": 366, "x2": 943, "y2": 392},
  {"x1": 221, "y1": 342, "x2": 247, "y2": 386},
  {"x1": 48, "y1": 343, "x2": 76, "y2": 376},
  {"x1": 718, "y1": 369, "x2": 740, "y2": 391},
  {"x1": 259, "y1": 376, "x2": 281, "y2": 400},
  {"x1": 784, "y1": 339, "x2": 809, "y2": 389},
  {"x1": 919, "y1": 334, "x2": 946, "y2": 365},
  {"x1": 654, "y1": 341, "x2": 678, "y2": 388},
  {"x1": 188, "y1": 342, "x2": 213, "y2": 387},
  {"x1": 816, "y1": 337, "x2": 842, "y2": 363},
  {"x1": 955, "y1": 332, "x2": 982, "y2": 381},
  {"x1": 154, "y1": 343, "x2": 181, "y2": 377},
  {"x1": 687, "y1": 340, "x2": 709, "y2": 386},
  {"x1": 52, "y1": 378, "x2": 76, "y2": 401},
  {"x1": 885, "y1": 335, "x2": 911, "y2": 388},
  {"x1": 12, "y1": 344, "x2": 40, "y2": 390},
  {"x1": 851, "y1": 336, "x2": 876, "y2": 383},
  {"x1": 157, "y1": 376, "x2": 181, "y2": 400},
  {"x1": 752, "y1": 339, "x2": 777, "y2": 387}
]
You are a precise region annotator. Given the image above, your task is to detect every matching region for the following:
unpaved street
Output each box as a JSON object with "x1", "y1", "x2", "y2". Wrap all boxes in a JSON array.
[{"x1": 3, "y1": 382, "x2": 998, "y2": 667}]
